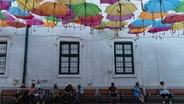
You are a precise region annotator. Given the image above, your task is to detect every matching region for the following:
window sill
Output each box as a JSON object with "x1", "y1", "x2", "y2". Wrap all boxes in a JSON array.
[
  {"x1": 112, "y1": 74, "x2": 137, "y2": 78},
  {"x1": 57, "y1": 74, "x2": 82, "y2": 78},
  {"x1": 0, "y1": 74, "x2": 8, "y2": 78}
]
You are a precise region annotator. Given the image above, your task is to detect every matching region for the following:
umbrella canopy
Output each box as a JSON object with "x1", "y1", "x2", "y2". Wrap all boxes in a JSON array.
[
  {"x1": 128, "y1": 27, "x2": 148, "y2": 34},
  {"x1": 57, "y1": 0, "x2": 85, "y2": 5},
  {"x1": 143, "y1": 0, "x2": 181, "y2": 13},
  {"x1": 94, "y1": 20, "x2": 107, "y2": 30},
  {"x1": 55, "y1": 9, "x2": 75, "y2": 20},
  {"x1": 105, "y1": 1, "x2": 137, "y2": 16},
  {"x1": 8, "y1": 6, "x2": 34, "y2": 19},
  {"x1": 2, "y1": 12, "x2": 15, "y2": 22},
  {"x1": 35, "y1": 0, "x2": 43, "y2": 3},
  {"x1": 0, "y1": 12, "x2": 7, "y2": 20},
  {"x1": 138, "y1": 11, "x2": 168, "y2": 20},
  {"x1": 44, "y1": 16, "x2": 60, "y2": 23},
  {"x1": 0, "y1": 1, "x2": 11, "y2": 10},
  {"x1": 153, "y1": 19, "x2": 173, "y2": 28},
  {"x1": 100, "y1": 0, "x2": 118, "y2": 4},
  {"x1": 105, "y1": 21, "x2": 127, "y2": 29},
  {"x1": 7, "y1": 21, "x2": 26, "y2": 28},
  {"x1": 131, "y1": 18, "x2": 154, "y2": 27},
  {"x1": 0, "y1": 21, "x2": 8, "y2": 27},
  {"x1": 40, "y1": 2, "x2": 68, "y2": 16},
  {"x1": 148, "y1": 26, "x2": 171, "y2": 33},
  {"x1": 175, "y1": 0, "x2": 184, "y2": 12},
  {"x1": 79, "y1": 14, "x2": 103, "y2": 23},
  {"x1": 172, "y1": 22, "x2": 184, "y2": 31},
  {"x1": 71, "y1": 2, "x2": 101, "y2": 16},
  {"x1": 26, "y1": 18, "x2": 44, "y2": 25},
  {"x1": 16, "y1": 0, "x2": 40, "y2": 10},
  {"x1": 42, "y1": 21, "x2": 57, "y2": 28},
  {"x1": 106, "y1": 14, "x2": 134, "y2": 21},
  {"x1": 162, "y1": 14, "x2": 184, "y2": 24},
  {"x1": 31, "y1": 8, "x2": 49, "y2": 16}
]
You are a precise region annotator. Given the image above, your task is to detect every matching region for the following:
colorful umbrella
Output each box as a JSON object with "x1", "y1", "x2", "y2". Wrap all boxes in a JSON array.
[
  {"x1": 8, "y1": 6, "x2": 34, "y2": 19},
  {"x1": 171, "y1": 22, "x2": 184, "y2": 31},
  {"x1": 106, "y1": 14, "x2": 134, "y2": 21},
  {"x1": 131, "y1": 18, "x2": 154, "y2": 27},
  {"x1": 0, "y1": 1, "x2": 11, "y2": 10},
  {"x1": 105, "y1": 21, "x2": 127, "y2": 29},
  {"x1": 44, "y1": 16, "x2": 60, "y2": 23},
  {"x1": 7, "y1": 21, "x2": 26, "y2": 28},
  {"x1": 55, "y1": 9, "x2": 75, "y2": 20},
  {"x1": 153, "y1": 19, "x2": 173, "y2": 28},
  {"x1": 100, "y1": 0, "x2": 119, "y2": 4},
  {"x1": 16, "y1": 0, "x2": 40, "y2": 10},
  {"x1": 57, "y1": 0, "x2": 85, "y2": 5},
  {"x1": 26, "y1": 18, "x2": 44, "y2": 25},
  {"x1": 79, "y1": 14, "x2": 103, "y2": 26},
  {"x1": 40, "y1": 2, "x2": 68, "y2": 16},
  {"x1": 0, "y1": 12, "x2": 7, "y2": 20},
  {"x1": 71, "y1": 2, "x2": 101, "y2": 16},
  {"x1": 128, "y1": 27, "x2": 148, "y2": 34},
  {"x1": 0, "y1": 21, "x2": 8, "y2": 27},
  {"x1": 2, "y1": 12, "x2": 15, "y2": 22},
  {"x1": 31, "y1": 8, "x2": 48, "y2": 16},
  {"x1": 94, "y1": 20, "x2": 107, "y2": 30},
  {"x1": 42, "y1": 21, "x2": 57, "y2": 28},
  {"x1": 138, "y1": 11, "x2": 168, "y2": 20},
  {"x1": 148, "y1": 26, "x2": 171, "y2": 33},
  {"x1": 143, "y1": 0, "x2": 181, "y2": 13},
  {"x1": 162, "y1": 14, "x2": 184, "y2": 24},
  {"x1": 175, "y1": 0, "x2": 184, "y2": 12},
  {"x1": 105, "y1": 1, "x2": 137, "y2": 16}
]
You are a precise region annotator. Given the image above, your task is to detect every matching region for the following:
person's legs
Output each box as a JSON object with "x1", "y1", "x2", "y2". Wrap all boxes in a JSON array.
[
  {"x1": 161, "y1": 94, "x2": 166, "y2": 103},
  {"x1": 138, "y1": 95, "x2": 145, "y2": 104}
]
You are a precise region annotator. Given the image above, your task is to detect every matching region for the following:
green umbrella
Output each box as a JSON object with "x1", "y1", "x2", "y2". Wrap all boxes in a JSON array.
[
  {"x1": 71, "y1": 2, "x2": 101, "y2": 16},
  {"x1": 0, "y1": 12, "x2": 7, "y2": 20},
  {"x1": 175, "y1": 0, "x2": 184, "y2": 12},
  {"x1": 44, "y1": 16, "x2": 60, "y2": 23}
]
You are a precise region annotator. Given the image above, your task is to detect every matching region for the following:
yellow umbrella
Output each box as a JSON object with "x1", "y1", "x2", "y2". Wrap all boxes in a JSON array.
[
  {"x1": 105, "y1": 1, "x2": 137, "y2": 16},
  {"x1": 139, "y1": 11, "x2": 168, "y2": 20},
  {"x1": 0, "y1": 21, "x2": 8, "y2": 27},
  {"x1": 40, "y1": 2, "x2": 68, "y2": 16},
  {"x1": 171, "y1": 22, "x2": 184, "y2": 31},
  {"x1": 42, "y1": 21, "x2": 57, "y2": 28},
  {"x1": 57, "y1": 0, "x2": 86, "y2": 5},
  {"x1": 105, "y1": 21, "x2": 127, "y2": 28},
  {"x1": 16, "y1": 0, "x2": 40, "y2": 10}
]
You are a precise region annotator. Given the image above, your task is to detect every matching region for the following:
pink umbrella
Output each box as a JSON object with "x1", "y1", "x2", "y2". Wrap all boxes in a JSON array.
[
  {"x1": 81, "y1": 21, "x2": 102, "y2": 26},
  {"x1": 79, "y1": 14, "x2": 103, "y2": 26},
  {"x1": 0, "y1": 1, "x2": 11, "y2": 10},
  {"x1": 2, "y1": 12, "x2": 15, "y2": 22},
  {"x1": 26, "y1": 18, "x2": 44, "y2": 25},
  {"x1": 55, "y1": 10, "x2": 75, "y2": 20},
  {"x1": 100, "y1": 0, "x2": 118, "y2": 4},
  {"x1": 31, "y1": 8, "x2": 49, "y2": 16},
  {"x1": 106, "y1": 14, "x2": 134, "y2": 21},
  {"x1": 148, "y1": 26, "x2": 171, "y2": 33}
]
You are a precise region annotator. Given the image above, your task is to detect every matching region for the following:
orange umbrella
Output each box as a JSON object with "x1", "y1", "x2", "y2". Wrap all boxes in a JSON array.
[
  {"x1": 139, "y1": 11, "x2": 168, "y2": 20},
  {"x1": 129, "y1": 27, "x2": 148, "y2": 33},
  {"x1": 0, "y1": 21, "x2": 8, "y2": 27},
  {"x1": 34, "y1": 0, "x2": 43, "y2": 3},
  {"x1": 42, "y1": 21, "x2": 57, "y2": 28},
  {"x1": 7, "y1": 21, "x2": 26, "y2": 28},
  {"x1": 40, "y1": 2, "x2": 68, "y2": 16}
]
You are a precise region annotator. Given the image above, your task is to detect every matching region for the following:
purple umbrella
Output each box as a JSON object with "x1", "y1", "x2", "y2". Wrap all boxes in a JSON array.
[
  {"x1": 2, "y1": 12, "x2": 15, "y2": 22},
  {"x1": 0, "y1": 1, "x2": 11, "y2": 10},
  {"x1": 81, "y1": 21, "x2": 102, "y2": 26},
  {"x1": 106, "y1": 14, "x2": 134, "y2": 21},
  {"x1": 55, "y1": 9, "x2": 75, "y2": 20},
  {"x1": 100, "y1": 0, "x2": 118, "y2": 4},
  {"x1": 26, "y1": 18, "x2": 44, "y2": 25}
]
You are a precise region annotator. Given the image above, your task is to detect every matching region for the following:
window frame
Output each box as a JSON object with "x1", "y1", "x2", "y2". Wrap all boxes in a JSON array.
[
  {"x1": 0, "y1": 41, "x2": 7, "y2": 75},
  {"x1": 59, "y1": 41, "x2": 80, "y2": 75},
  {"x1": 114, "y1": 42, "x2": 134, "y2": 74}
]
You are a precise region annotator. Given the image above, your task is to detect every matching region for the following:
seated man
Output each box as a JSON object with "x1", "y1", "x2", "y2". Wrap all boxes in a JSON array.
[
  {"x1": 133, "y1": 82, "x2": 145, "y2": 104},
  {"x1": 62, "y1": 83, "x2": 74, "y2": 103},
  {"x1": 108, "y1": 82, "x2": 118, "y2": 103},
  {"x1": 14, "y1": 83, "x2": 28, "y2": 104}
]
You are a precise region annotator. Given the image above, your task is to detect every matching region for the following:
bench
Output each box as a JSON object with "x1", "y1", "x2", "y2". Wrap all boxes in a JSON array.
[
  {"x1": 1, "y1": 89, "x2": 18, "y2": 103},
  {"x1": 170, "y1": 89, "x2": 184, "y2": 103},
  {"x1": 145, "y1": 89, "x2": 160, "y2": 102},
  {"x1": 119, "y1": 89, "x2": 136, "y2": 103},
  {"x1": 80, "y1": 89, "x2": 97, "y2": 103}
]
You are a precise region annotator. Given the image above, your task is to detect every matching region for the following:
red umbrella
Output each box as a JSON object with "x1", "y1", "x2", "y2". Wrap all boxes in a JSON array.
[
  {"x1": 79, "y1": 14, "x2": 103, "y2": 26},
  {"x1": 26, "y1": 18, "x2": 43, "y2": 25},
  {"x1": 162, "y1": 14, "x2": 184, "y2": 24},
  {"x1": 148, "y1": 26, "x2": 171, "y2": 33},
  {"x1": 7, "y1": 21, "x2": 26, "y2": 28}
]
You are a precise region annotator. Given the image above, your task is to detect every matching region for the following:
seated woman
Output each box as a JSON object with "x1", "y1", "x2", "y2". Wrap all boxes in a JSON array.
[
  {"x1": 27, "y1": 83, "x2": 37, "y2": 103},
  {"x1": 159, "y1": 81, "x2": 173, "y2": 104},
  {"x1": 133, "y1": 82, "x2": 145, "y2": 104},
  {"x1": 51, "y1": 83, "x2": 59, "y2": 103}
]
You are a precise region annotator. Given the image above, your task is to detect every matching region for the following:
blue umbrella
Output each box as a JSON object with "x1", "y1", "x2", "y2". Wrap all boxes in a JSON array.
[
  {"x1": 131, "y1": 18, "x2": 154, "y2": 27},
  {"x1": 143, "y1": 0, "x2": 181, "y2": 13},
  {"x1": 153, "y1": 19, "x2": 173, "y2": 28},
  {"x1": 8, "y1": 6, "x2": 31, "y2": 17}
]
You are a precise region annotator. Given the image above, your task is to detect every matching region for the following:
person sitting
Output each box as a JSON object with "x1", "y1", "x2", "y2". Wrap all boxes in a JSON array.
[
  {"x1": 159, "y1": 81, "x2": 173, "y2": 104},
  {"x1": 62, "y1": 83, "x2": 74, "y2": 103},
  {"x1": 108, "y1": 82, "x2": 118, "y2": 104},
  {"x1": 14, "y1": 83, "x2": 28, "y2": 104},
  {"x1": 27, "y1": 83, "x2": 37, "y2": 104},
  {"x1": 35, "y1": 85, "x2": 45, "y2": 104},
  {"x1": 51, "y1": 83, "x2": 59, "y2": 103},
  {"x1": 75, "y1": 84, "x2": 84, "y2": 104},
  {"x1": 133, "y1": 82, "x2": 145, "y2": 104}
]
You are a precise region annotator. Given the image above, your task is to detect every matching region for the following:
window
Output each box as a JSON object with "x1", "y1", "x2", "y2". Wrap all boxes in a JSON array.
[
  {"x1": 0, "y1": 42, "x2": 7, "y2": 74},
  {"x1": 59, "y1": 42, "x2": 79, "y2": 74},
  {"x1": 114, "y1": 42, "x2": 134, "y2": 74}
]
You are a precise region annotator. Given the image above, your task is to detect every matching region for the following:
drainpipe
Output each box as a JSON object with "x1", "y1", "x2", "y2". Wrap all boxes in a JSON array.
[{"x1": 22, "y1": 27, "x2": 29, "y2": 83}]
